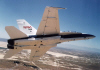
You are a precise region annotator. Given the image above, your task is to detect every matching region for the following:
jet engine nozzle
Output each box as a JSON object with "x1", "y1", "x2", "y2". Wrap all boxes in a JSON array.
[
  {"x1": 8, "y1": 39, "x2": 14, "y2": 45},
  {"x1": 7, "y1": 44, "x2": 14, "y2": 49}
]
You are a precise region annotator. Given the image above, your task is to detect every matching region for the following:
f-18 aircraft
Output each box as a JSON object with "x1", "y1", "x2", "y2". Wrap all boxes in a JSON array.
[{"x1": 4, "y1": 7, "x2": 95, "y2": 61}]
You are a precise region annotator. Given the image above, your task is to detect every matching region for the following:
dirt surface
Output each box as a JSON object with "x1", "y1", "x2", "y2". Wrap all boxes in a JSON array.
[{"x1": 0, "y1": 59, "x2": 39, "y2": 70}]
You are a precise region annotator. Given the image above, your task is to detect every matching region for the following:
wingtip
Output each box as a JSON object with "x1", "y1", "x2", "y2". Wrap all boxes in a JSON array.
[{"x1": 46, "y1": 6, "x2": 67, "y2": 9}]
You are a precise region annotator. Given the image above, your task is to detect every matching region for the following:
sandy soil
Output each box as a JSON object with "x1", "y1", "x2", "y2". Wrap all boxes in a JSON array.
[{"x1": 46, "y1": 51, "x2": 79, "y2": 58}]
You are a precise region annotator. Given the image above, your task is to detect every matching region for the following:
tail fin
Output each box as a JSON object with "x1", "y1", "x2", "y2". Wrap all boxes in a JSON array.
[
  {"x1": 5, "y1": 26, "x2": 27, "y2": 39},
  {"x1": 17, "y1": 19, "x2": 37, "y2": 35}
]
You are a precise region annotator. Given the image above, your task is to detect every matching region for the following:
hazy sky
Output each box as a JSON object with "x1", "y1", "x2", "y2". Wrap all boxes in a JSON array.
[{"x1": 0, "y1": 0, "x2": 100, "y2": 49}]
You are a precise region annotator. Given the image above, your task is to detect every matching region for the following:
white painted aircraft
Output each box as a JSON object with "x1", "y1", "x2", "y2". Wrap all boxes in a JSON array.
[{"x1": 4, "y1": 7, "x2": 95, "y2": 61}]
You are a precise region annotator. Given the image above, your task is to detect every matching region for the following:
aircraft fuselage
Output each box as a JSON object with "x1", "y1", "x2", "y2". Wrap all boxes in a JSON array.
[{"x1": 7, "y1": 32, "x2": 95, "y2": 49}]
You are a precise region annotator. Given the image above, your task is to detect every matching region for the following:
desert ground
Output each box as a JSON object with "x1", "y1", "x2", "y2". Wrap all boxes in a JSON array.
[{"x1": 0, "y1": 41, "x2": 100, "y2": 70}]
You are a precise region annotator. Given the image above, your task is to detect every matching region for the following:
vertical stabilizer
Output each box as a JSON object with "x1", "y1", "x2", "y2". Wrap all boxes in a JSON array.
[
  {"x1": 17, "y1": 19, "x2": 37, "y2": 35},
  {"x1": 36, "y1": 7, "x2": 66, "y2": 35}
]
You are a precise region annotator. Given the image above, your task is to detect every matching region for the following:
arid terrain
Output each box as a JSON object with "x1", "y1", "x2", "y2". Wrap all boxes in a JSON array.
[{"x1": 0, "y1": 41, "x2": 100, "y2": 70}]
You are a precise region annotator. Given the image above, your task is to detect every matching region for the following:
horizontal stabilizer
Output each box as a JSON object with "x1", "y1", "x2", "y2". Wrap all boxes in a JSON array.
[
  {"x1": 4, "y1": 48, "x2": 22, "y2": 58},
  {"x1": 5, "y1": 26, "x2": 27, "y2": 39}
]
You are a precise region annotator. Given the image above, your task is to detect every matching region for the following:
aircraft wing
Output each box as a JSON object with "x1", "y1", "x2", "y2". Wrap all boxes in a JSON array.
[
  {"x1": 36, "y1": 7, "x2": 66, "y2": 35},
  {"x1": 30, "y1": 44, "x2": 57, "y2": 61}
]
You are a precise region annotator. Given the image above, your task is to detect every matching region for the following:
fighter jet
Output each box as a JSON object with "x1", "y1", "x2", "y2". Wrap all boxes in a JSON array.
[{"x1": 4, "y1": 7, "x2": 95, "y2": 61}]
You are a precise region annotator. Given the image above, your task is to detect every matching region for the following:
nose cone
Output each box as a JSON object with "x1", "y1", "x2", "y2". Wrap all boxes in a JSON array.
[
  {"x1": 92, "y1": 35, "x2": 96, "y2": 38},
  {"x1": 88, "y1": 34, "x2": 96, "y2": 39}
]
